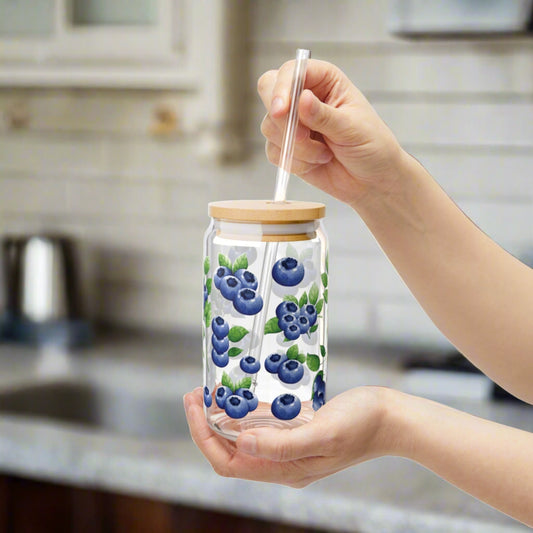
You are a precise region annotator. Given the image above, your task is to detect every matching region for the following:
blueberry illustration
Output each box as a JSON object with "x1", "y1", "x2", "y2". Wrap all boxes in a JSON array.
[
  {"x1": 211, "y1": 316, "x2": 229, "y2": 339},
  {"x1": 211, "y1": 334, "x2": 229, "y2": 355},
  {"x1": 278, "y1": 313, "x2": 296, "y2": 332},
  {"x1": 236, "y1": 388, "x2": 258, "y2": 411},
  {"x1": 203, "y1": 284, "x2": 208, "y2": 304},
  {"x1": 300, "y1": 303, "x2": 317, "y2": 327},
  {"x1": 239, "y1": 355, "x2": 260, "y2": 374},
  {"x1": 312, "y1": 374, "x2": 326, "y2": 411},
  {"x1": 264, "y1": 352, "x2": 288, "y2": 374},
  {"x1": 211, "y1": 348, "x2": 229, "y2": 368},
  {"x1": 219, "y1": 275, "x2": 242, "y2": 301},
  {"x1": 272, "y1": 257, "x2": 305, "y2": 287},
  {"x1": 271, "y1": 393, "x2": 301, "y2": 420},
  {"x1": 214, "y1": 266, "x2": 232, "y2": 289},
  {"x1": 296, "y1": 314, "x2": 310, "y2": 334},
  {"x1": 203, "y1": 386, "x2": 212, "y2": 407},
  {"x1": 215, "y1": 385, "x2": 232, "y2": 408},
  {"x1": 313, "y1": 393, "x2": 325, "y2": 411},
  {"x1": 233, "y1": 288, "x2": 263, "y2": 315},
  {"x1": 278, "y1": 359, "x2": 304, "y2": 384},
  {"x1": 276, "y1": 300, "x2": 299, "y2": 319},
  {"x1": 284, "y1": 324, "x2": 301, "y2": 341},
  {"x1": 234, "y1": 269, "x2": 258, "y2": 291},
  {"x1": 224, "y1": 395, "x2": 249, "y2": 419}
]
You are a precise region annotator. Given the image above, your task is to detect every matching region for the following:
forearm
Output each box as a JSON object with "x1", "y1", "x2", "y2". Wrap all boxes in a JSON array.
[
  {"x1": 353, "y1": 150, "x2": 533, "y2": 402},
  {"x1": 386, "y1": 390, "x2": 533, "y2": 526}
]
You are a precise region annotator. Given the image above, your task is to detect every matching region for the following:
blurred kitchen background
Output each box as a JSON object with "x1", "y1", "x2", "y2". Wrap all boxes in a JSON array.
[
  {"x1": 1, "y1": 0, "x2": 532, "y2": 349},
  {"x1": 0, "y1": 1, "x2": 532, "y2": 532}
]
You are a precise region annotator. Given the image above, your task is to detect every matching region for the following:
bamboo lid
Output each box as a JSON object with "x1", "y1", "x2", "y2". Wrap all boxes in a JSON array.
[{"x1": 208, "y1": 200, "x2": 325, "y2": 223}]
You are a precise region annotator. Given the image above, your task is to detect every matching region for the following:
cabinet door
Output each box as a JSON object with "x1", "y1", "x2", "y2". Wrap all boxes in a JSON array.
[{"x1": 0, "y1": 0, "x2": 210, "y2": 89}]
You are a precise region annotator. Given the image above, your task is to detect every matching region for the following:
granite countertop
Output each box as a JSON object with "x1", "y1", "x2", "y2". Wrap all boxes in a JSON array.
[{"x1": 0, "y1": 332, "x2": 530, "y2": 533}]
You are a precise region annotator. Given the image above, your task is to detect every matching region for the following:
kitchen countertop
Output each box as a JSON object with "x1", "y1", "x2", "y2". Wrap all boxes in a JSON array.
[{"x1": 0, "y1": 332, "x2": 530, "y2": 533}]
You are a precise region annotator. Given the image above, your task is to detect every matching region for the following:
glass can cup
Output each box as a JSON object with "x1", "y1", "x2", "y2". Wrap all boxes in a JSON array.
[{"x1": 202, "y1": 200, "x2": 328, "y2": 441}]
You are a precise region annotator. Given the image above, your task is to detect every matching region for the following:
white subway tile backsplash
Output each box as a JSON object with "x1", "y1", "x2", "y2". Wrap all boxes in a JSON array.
[
  {"x1": 0, "y1": 175, "x2": 67, "y2": 215},
  {"x1": 330, "y1": 254, "x2": 412, "y2": 299}
]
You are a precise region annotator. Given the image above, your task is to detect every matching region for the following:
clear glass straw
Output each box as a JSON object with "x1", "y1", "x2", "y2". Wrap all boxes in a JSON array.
[{"x1": 273, "y1": 48, "x2": 310, "y2": 202}]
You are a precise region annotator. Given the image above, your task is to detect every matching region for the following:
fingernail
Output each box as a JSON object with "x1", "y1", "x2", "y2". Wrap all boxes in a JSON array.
[
  {"x1": 238, "y1": 434, "x2": 257, "y2": 455},
  {"x1": 271, "y1": 97, "x2": 284, "y2": 115}
]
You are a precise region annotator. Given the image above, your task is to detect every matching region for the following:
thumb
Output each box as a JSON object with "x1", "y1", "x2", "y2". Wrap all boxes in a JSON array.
[
  {"x1": 298, "y1": 89, "x2": 348, "y2": 142},
  {"x1": 236, "y1": 420, "x2": 326, "y2": 462}
]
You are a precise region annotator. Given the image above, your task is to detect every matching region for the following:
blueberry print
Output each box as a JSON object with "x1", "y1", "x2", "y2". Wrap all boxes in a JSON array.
[
  {"x1": 296, "y1": 314, "x2": 310, "y2": 334},
  {"x1": 271, "y1": 393, "x2": 301, "y2": 420},
  {"x1": 236, "y1": 388, "x2": 259, "y2": 412},
  {"x1": 312, "y1": 373, "x2": 326, "y2": 411},
  {"x1": 224, "y1": 395, "x2": 249, "y2": 419},
  {"x1": 300, "y1": 303, "x2": 317, "y2": 326},
  {"x1": 239, "y1": 355, "x2": 260, "y2": 374},
  {"x1": 219, "y1": 275, "x2": 242, "y2": 301},
  {"x1": 264, "y1": 353, "x2": 288, "y2": 374},
  {"x1": 278, "y1": 313, "x2": 296, "y2": 332},
  {"x1": 284, "y1": 324, "x2": 301, "y2": 341},
  {"x1": 234, "y1": 269, "x2": 258, "y2": 291},
  {"x1": 203, "y1": 386, "x2": 212, "y2": 408},
  {"x1": 211, "y1": 316, "x2": 229, "y2": 339},
  {"x1": 211, "y1": 348, "x2": 229, "y2": 368},
  {"x1": 272, "y1": 257, "x2": 305, "y2": 287},
  {"x1": 211, "y1": 334, "x2": 229, "y2": 355},
  {"x1": 278, "y1": 359, "x2": 304, "y2": 384},
  {"x1": 214, "y1": 266, "x2": 232, "y2": 289},
  {"x1": 215, "y1": 386, "x2": 232, "y2": 408},
  {"x1": 233, "y1": 288, "x2": 263, "y2": 315},
  {"x1": 276, "y1": 300, "x2": 299, "y2": 319}
]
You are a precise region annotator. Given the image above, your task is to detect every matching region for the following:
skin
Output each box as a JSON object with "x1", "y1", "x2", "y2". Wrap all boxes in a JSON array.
[{"x1": 184, "y1": 59, "x2": 533, "y2": 527}]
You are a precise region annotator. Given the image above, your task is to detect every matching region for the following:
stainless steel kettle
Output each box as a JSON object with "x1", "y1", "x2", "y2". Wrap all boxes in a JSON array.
[{"x1": 2, "y1": 234, "x2": 84, "y2": 323}]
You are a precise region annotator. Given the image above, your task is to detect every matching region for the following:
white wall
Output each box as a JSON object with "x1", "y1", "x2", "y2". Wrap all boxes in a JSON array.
[{"x1": 0, "y1": 0, "x2": 532, "y2": 349}]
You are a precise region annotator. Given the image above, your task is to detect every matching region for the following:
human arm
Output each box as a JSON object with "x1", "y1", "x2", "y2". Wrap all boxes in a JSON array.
[
  {"x1": 184, "y1": 386, "x2": 533, "y2": 526},
  {"x1": 259, "y1": 59, "x2": 533, "y2": 403}
]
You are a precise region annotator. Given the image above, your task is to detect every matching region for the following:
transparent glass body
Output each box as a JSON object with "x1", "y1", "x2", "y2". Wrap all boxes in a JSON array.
[{"x1": 202, "y1": 217, "x2": 328, "y2": 441}]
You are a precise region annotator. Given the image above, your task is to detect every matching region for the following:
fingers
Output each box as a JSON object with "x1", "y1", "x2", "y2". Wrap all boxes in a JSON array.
[
  {"x1": 236, "y1": 419, "x2": 333, "y2": 462},
  {"x1": 265, "y1": 141, "x2": 331, "y2": 176}
]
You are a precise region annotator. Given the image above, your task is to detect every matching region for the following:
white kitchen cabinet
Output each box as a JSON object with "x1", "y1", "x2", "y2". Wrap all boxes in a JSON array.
[
  {"x1": 0, "y1": 0, "x2": 249, "y2": 159},
  {"x1": 0, "y1": 0, "x2": 212, "y2": 89}
]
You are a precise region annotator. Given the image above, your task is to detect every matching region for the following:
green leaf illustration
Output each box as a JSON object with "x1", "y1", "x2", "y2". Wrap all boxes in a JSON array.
[
  {"x1": 221, "y1": 372, "x2": 234, "y2": 391},
  {"x1": 325, "y1": 253, "x2": 329, "y2": 274},
  {"x1": 218, "y1": 253, "x2": 232, "y2": 270},
  {"x1": 283, "y1": 295, "x2": 299, "y2": 305},
  {"x1": 321, "y1": 272, "x2": 328, "y2": 288},
  {"x1": 306, "y1": 354, "x2": 320, "y2": 372},
  {"x1": 264, "y1": 317, "x2": 282, "y2": 334},
  {"x1": 297, "y1": 353, "x2": 306, "y2": 363},
  {"x1": 300, "y1": 247, "x2": 313, "y2": 261},
  {"x1": 228, "y1": 326, "x2": 249, "y2": 343},
  {"x1": 206, "y1": 278, "x2": 212, "y2": 295},
  {"x1": 228, "y1": 347, "x2": 243, "y2": 358},
  {"x1": 203, "y1": 302, "x2": 211, "y2": 329},
  {"x1": 315, "y1": 298, "x2": 324, "y2": 314},
  {"x1": 286, "y1": 243, "x2": 298, "y2": 260},
  {"x1": 286, "y1": 344, "x2": 299, "y2": 360},
  {"x1": 309, "y1": 324, "x2": 318, "y2": 334},
  {"x1": 309, "y1": 282, "x2": 319, "y2": 305},
  {"x1": 232, "y1": 253, "x2": 248, "y2": 273},
  {"x1": 323, "y1": 289, "x2": 328, "y2": 303},
  {"x1": 203, "y1": 256, "x2": 210, "y2": 275},
  {"x1": 298, "y1": 292, "x2": 308, "y2": 308},
  {"x1": 236, "y1": 377, "x2": 252, "y2": 390},
  {"x1": 320, "y1": 345, "x2": 326, "y2": 358}
]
